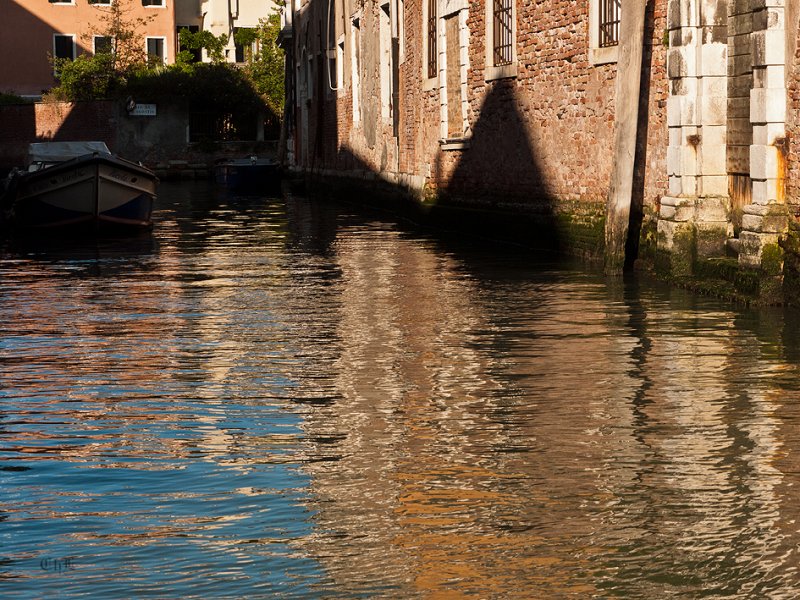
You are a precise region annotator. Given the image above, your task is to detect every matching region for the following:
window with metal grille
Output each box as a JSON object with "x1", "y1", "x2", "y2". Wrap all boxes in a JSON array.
[
  {"x1": 599, "y1": 0, "x2": 620, "y2": 48},
  {"x1": 492, "y1": 0, "x2": 512, "y2": 67},
  {"x1": 427, "y1": 0, "x2": 437, "y2": 79}
]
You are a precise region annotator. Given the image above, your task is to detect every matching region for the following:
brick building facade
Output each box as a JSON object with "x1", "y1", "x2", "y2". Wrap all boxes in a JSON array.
[{"x1": 281, "y1": 0, "x2": 800, "y2": 299}]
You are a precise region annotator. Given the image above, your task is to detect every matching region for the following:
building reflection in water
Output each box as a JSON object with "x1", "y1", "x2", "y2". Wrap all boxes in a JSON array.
[
  {"x1": 3, "y1": 186, "x2": 800, "y2": 596},
  {"x1": 293, "y1": 221, "x2": 800, "y2": 597}
]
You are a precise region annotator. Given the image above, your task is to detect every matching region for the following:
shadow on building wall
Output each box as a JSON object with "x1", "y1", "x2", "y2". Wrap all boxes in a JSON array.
[
  {"x1": 0, "y1": 104, "x2": 36, "y2": 174},
  {"x1": 0, "y1": 2, "x2": 107, "y2": 171},
  {"x1": 301, "y1": 73, "x2": 567, "y2": 251},
  {"x1": 0, "y1": 3, "x2": 49, "y2": 172},
  {"x1": 0, "y1": 1, "x2": 92, "y2": 97},
  {"x1": 0, "y1": 101, "x2": 120, "y2": 172},
  {"x1": 2, "y1": 0, "x2": 280, "y2": 169},
  {"x1": 289, "y1": 0, "x2": 667, "y2": 262},
  {"x1": 436, "y1": 80, "x2": 559, "y2": 248}
]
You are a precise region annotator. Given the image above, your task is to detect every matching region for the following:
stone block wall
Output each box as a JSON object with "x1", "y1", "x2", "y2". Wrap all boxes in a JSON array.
[{"x1": 653, "y1": 0, "x2": 800, "y2": 301}]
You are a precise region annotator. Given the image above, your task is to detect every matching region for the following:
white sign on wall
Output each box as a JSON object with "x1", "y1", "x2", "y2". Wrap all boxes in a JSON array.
[{"x1": 130, "y1": 104, "x2": 157, "y2": 117}]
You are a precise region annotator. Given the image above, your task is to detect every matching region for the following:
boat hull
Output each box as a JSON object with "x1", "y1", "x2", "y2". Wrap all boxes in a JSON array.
[
  {"x1": 214, "y1": 160, "x2": 280, "y2": 193},
  {"x1": 9, "y1": 155, "x2": 156, "y2": 232}
]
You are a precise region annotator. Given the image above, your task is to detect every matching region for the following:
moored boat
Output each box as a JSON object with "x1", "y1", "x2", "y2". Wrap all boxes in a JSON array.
[
  {"x1": 0, "y1": 141, "x2": 157, "y2": 233},
  {"x1": 214, "y1": 156, "x2": 280, "y2": 193}
]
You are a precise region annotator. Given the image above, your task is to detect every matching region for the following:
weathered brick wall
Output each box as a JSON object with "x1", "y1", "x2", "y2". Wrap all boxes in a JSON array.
[
  {"x1": 435, "y1": 0, "x2": 668, "y2": 223},
  {"x1": 436, "y1": 0, "x2": 620, "y2": 209},
  {"x1": 0, "y1": 104, "x2": 36, "y2": 170},
  {"x1": 786, "y1": 21, "x2": 800, "y2": 211},
  {"x1": 36, "y1": 101, "x2": 119, "y2": 149},
  {"x1": 641, "y1": 1, "x2": 669, "y2": 220},
  {"x1": 292, "y1": 0, "x2": 671, "y2": 251},
  {"x1": 395, "y1": 0, "x2": 441, "y2": 179},
  {"x1": 0, "y1": 101, "x2": 117, "y2": 170}
]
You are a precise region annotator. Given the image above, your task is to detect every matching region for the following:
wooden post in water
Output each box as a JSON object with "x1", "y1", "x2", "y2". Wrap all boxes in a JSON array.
[{"x1": 605, "y1": 0, "x2": 647, "y2": 272}]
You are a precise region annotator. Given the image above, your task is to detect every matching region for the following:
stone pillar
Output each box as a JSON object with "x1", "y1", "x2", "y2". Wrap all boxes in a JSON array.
[
  {"x1": 739, "y1": 1, "x2": 789, "y2": 268},
  {"x1": 659, "y1": 0, "x2": 731, "y2": 275}
]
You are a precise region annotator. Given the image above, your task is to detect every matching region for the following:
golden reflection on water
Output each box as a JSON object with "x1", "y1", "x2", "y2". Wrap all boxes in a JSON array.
[
  {"x1": 292, "y1": 222, "x2": 800, "y2": 597},
  {"x1": 4, "y1": 188, "x2": 800, "y2": 596}
]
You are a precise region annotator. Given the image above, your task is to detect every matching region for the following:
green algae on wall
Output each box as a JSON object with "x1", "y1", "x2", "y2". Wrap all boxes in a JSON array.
[
  {"x1": 781, "y1": 223, "x2": 800, "y2": 306},
  {"x1": 554, "y1": 202, "x2": 606, "y2": 260}
]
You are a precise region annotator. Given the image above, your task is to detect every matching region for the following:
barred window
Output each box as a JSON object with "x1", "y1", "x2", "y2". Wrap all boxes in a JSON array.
[
  {"x1": 599, "y1": 0, "x2": 620, "y2": 48},
  {"x1": 493, "y1": 0, "x2": 512, "y2": 67},
  {"x1": 427, "y1": 0, "x2": 437, "y2": 79}
]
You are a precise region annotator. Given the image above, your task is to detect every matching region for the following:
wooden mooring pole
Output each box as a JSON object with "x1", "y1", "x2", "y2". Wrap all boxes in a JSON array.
[{"x1": 605, "y1": 0, "x2": 647, "y2": 273}]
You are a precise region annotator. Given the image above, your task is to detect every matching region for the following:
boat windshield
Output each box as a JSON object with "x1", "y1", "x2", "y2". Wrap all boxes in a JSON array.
[{"x1": 28, "y1": 142, "x2": 111, "y2": 165}]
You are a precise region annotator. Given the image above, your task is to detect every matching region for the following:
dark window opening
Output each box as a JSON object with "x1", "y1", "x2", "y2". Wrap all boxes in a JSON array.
[
  {"x1": 54, "y1": 35, "x2": 75, "y2": 61},
  {"x1": 234, "y1": 27, "x2": 256, "y2": 63},
  {"x1": 94, "y1": 36, "x2": 113, "y2": 54},
  {"x1": 146, "y1": 38, "x2": 165, "y2": 64},
  {"x1": 190, "y1": 112, "x2": 258, "y2": 143},
  {"x1": 178, "y1": 25, "x2": 201, "y2": 63}
]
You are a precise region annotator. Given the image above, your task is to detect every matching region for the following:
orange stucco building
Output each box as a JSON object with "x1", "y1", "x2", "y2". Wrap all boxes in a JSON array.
[{"x1": 1, "y1": 0, "x2": 177, "y2": 97}]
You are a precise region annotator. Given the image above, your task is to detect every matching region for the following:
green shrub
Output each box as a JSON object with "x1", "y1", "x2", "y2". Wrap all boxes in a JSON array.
[
  {"x1": 244, "y1": 14, "x2": 285, "y2": 116},
  {"x1": 42, "y1": 7, "x2": 284, "y2": 136},
  {"x1": 177, "y1": 29, "x2": 229, "y2": 65},
  {"x1": 0, "y1": 92, "x2": 31, "y2": 105},
  {"x1": 124, "y1": 63, "x2": 264, "y2": 114},
  {"x1": 49, "y1": 53, "x2": 120, "y2": 101}
]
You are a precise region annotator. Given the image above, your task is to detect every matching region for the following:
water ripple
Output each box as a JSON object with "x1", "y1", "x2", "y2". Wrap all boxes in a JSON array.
[{"x1": 1, "y1": 182, "x2": 800, "y2": 597}]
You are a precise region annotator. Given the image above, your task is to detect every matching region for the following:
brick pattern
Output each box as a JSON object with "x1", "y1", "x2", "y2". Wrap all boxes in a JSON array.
[
  {"x1": 786, "y1": 29, "x2": 800, "y2": 210},
  {"x1": 0, "y1": 101, "x2": 117, "y2": 170},
  {"x1": 641, "y1": 2, "x2": 669, "y2": 220},
  {"x1": 289, "y1": 0, "x2": 671, "y2": 232}
]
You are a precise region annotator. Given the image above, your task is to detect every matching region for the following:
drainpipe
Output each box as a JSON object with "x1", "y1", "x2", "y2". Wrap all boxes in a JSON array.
[{"x1": 604, "y1": 0, "x2": 647, "y2": 272}]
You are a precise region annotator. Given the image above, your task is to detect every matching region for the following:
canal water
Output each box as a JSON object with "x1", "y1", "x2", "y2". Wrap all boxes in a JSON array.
[{"x1": 3, "y1": 181, "x2": 800, "y2": 598}]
